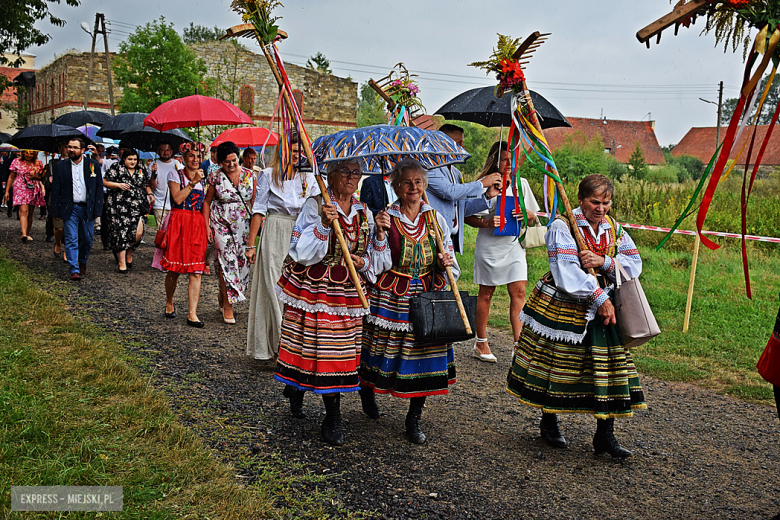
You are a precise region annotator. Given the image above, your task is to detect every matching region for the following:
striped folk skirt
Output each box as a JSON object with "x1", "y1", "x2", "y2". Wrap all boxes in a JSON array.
[
  {"x1": 360, "y1": 273, "x2": 456, "y2": 398},
  {"x1": 274, "y1": 261, "x2": 367, "y2": 394},
  {"x1": 507, "y1": 273, "x2": 646, "y2": 419}
]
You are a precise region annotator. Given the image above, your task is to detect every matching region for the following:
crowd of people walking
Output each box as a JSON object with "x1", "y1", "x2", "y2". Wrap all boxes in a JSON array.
[{"x1": 6, "y1": 123, "x2": 698, "y2": 459}]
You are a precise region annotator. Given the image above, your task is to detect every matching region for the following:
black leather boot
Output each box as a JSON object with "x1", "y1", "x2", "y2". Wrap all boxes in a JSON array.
[
  {"x1": 593, "y1": 418, "x2": 632, "y2": 458},
  {"x1": 282, "y1": 385, "x2": 306, "y2": 419},
  {"x1": 774, "y1": 385, "x2": 780, "y2": 420},
  {"x1": 321, "y1": 394, "x2": 344, "y2": 446},
  {"x1": 359, "y1": 386, "x2": 380, "y2": 419},
  {"x1": 405, "y1": 397, "x2": 426, "y2": 444},
  {"x1": 540, "y1": 412, "x2": 567, "y2": 448}
]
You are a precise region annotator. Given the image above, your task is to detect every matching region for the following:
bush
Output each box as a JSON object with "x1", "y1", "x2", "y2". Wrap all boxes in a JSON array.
[
  {"x1": 663, "y1": 152, "x2": 704, "y2": 181},
  {"x1": 645, "y1": 164, "x2": 681, "y2": 184}
]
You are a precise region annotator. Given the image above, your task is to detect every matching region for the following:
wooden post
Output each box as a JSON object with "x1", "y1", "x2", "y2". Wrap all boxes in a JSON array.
[
  {"x1": 682, "y1": 233, "x2": 701, "y2": 333},
  {"x1": 257, "y1": 42, "x2": 368, "y2": 309},
  {"x1": 98, "y1": 14, "x2": 116, "y2": 116},
  {"x1": 421, "y1": 192, "x2": 472, "y2": 334},
  {"x1": 83, "y1": 14, "x2": 99, "y2": 110}
]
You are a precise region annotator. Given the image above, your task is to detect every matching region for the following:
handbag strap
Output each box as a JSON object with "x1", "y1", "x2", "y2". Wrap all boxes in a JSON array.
[
  {"x1": 221, "y1": 168, "x2": 253, "y2": 216},
  {"x1": 613, "y1": 257, "x2": 631, "y2": 288}
]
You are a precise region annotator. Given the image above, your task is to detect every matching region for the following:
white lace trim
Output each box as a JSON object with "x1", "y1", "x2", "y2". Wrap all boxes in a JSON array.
[
  {"x1": 365, "y1": 314, "x2": 413, "y2": 332},
  {"x1": 518, "y1": 301, "x2": 599, "y2": 345},
  {"x1": 274, "y1": 285, "x2": 370, "y2": 317}
]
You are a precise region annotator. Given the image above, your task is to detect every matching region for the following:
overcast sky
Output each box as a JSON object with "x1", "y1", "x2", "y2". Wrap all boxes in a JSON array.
[{"x1": 30, "y1": 1, "x2": 752, "y2": 145}]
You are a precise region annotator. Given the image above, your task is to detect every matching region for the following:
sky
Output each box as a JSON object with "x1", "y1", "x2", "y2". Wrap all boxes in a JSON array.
[{"x1": 29, "y1": 0, "x2": 753, "y2": 146}]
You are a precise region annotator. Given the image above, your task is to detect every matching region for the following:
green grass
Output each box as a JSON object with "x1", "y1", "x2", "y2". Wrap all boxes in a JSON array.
[
  {"x1": 0, "y1": 247, "x2": 376, "y2": 519},
  {"x1": 458, "y1": 225, "x2": 779, "y2": 403}
]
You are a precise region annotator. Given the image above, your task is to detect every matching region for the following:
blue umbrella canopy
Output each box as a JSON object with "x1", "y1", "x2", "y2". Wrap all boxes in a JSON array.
[{"x1": 311, "y1": 124, "x2": 470, "y2": 174}]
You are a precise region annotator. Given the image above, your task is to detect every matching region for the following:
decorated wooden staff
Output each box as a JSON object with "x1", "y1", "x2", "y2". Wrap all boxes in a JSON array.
[
  {"x1": 637, "y1": 0, "x2": 780, "y2": 298},
  {"x1": 470, "y1": 32, "x2": 596, "y2": 277},
  {"x1": 369, "y1": 66, "x2": 473, "y2": 334},
  {"x1": 222, "y1": 1, "x2": 368, "y2": 308}
]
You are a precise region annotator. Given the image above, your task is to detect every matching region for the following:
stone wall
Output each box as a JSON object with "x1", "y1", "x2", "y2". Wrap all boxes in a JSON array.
[
  {"x1": 190, "y1": 41, "x2": 356, "y2": 139},
  {"x1": 24, "y1": 42, "x2": 355, "y2": 142},
  {"x1": 26, "y1": 51, "x2": 120, "y2": 125}
]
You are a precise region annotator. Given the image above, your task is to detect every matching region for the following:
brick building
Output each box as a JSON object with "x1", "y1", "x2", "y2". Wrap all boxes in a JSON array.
[
  {"x1": 0, "y1": 53, "x2": 36, "y2": 133},
  {"x1": 544, "y1": 117, "x2": 666, "y2": 166},
  {"x1": 21, "y1": 41, "x2": 356, "y2": 139}
]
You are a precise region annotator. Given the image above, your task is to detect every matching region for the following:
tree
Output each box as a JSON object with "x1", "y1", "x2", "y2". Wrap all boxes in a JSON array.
[
  {"x1": 0, "y1": 0, "x2": 81, "y2": 67},
  {"x1": 112, "y1": 17, "x2": 208, "y2": 113},
  {"x1": 306, "y1": 52, "x2": 332, "y2": 74},
  {"x1": 356, "y1": 81, "x2": 386, "y2": 128},
  {"x1": 182, "y1": 23, "x2": 223, "y2": 45},
  {"x1": 627, "y1": 142, "x2": 648, "y2": 179},
  {"x1": 721, "y1": 74, "x2": 780, "y2": 125}
]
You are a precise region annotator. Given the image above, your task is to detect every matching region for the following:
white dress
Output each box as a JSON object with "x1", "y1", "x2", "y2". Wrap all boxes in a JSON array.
[{"x1": 473, "y1": 177, "x2": 540, "y2": 286}]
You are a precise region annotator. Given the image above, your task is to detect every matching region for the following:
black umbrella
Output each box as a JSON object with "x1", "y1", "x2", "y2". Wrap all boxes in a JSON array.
[
  {"x1": 0, "y1": 132, "x2": 12, "y2": 144},
  {"x1": 53, "y1": 110, "x2": 112, "y2": 128},
  {"x1": 434, "y1": 86, "x2": 570, "y2": 129},
  {"x1": 118, "y1": 122, "x2": 191, "y2": 152},
  {"x1": 10, "y1": 124, "x2": 93, "y2": 152},
  {"x1": 96, "y1": 112, "x2": 150, "y2": 140}
]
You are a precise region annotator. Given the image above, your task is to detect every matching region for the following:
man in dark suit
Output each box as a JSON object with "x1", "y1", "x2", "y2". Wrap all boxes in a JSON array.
[
  {"x1": 51, "y1": 138, "x2": 103, "y2": 281},
  {"x1": 359, "y1": 173, "x2": 397, "y2": 217}
]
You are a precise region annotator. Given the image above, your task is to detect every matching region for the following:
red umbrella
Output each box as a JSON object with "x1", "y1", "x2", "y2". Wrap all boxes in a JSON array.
[
  {"x1": 143, "y1": 95, "x2": 253, "y2": 131},
  {"x1": 210, "y1": 127, "x2": 279, "y2": 148}
]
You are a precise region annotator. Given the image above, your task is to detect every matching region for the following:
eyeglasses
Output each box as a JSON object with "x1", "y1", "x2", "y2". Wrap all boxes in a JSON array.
[{"x1": 335, "y1": 167, "x2": 362, "y2": 179}]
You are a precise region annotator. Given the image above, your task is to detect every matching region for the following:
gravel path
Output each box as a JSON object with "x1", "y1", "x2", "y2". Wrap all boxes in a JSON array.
[{"x1": 3, "y1": 216, "x2": 780, "y2": 520}]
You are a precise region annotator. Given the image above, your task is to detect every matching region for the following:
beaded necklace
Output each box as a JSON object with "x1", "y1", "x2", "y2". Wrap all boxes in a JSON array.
[{"x1": 580, "y1": 220, "x2": 616, "y2": 257}]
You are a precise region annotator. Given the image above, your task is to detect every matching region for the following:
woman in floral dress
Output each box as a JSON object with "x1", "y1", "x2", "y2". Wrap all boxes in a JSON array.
[
  {"x1": 2, "y1": 150, "x2": 45, "y2": 242},
  {"x1": 103, "y1": 148, "x2": 154, "y2": 272},
  {"x1": 203, "y1": 141, "x2": 256, "y2": 324}
]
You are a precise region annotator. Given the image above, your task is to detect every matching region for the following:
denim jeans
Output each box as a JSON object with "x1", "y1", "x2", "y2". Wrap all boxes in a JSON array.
[{"x1": 63, "y1": 204, "x2": 94, "y2": 274}]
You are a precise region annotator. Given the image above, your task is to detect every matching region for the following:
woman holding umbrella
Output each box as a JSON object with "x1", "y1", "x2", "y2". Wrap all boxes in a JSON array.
[
  {"x1": 359, "y1": 158, "x2": 458, "y2": 445},
  {"x1": 103, "y1": 148, "x2": 154, "y2": 272},
  {"x1": 202, "y1": 141, "x2": 257, "y2": 324},
  {"x1": 274, "y1": 159, "x2": 391, "y2": 446},
  {"x1": 2, "y1": 149, "x2": 45, "y2": 242}
]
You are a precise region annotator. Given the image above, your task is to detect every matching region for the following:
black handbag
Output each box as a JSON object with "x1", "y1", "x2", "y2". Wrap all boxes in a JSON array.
[{"x1": 409, "y1": 291, "x2": 477, "y2": 344}]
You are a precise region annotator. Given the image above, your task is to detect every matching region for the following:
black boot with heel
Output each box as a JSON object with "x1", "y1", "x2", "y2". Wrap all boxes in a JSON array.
[
  {"x1": 321, "y1": 394, "x2": 344, "y2": 446},
  {"x1": 593, "y1": 418, "x2": 632, "y2": 458},
  {"x1": 405, "y1": 397, "x2": 426, "y2": 444},
  {"x1": 540, "y1": 412, "x2": 567, "y2": 448},
  {"x1": 282, "y1": 385, "x2": 306, "y2": 419},
  {"x1": 359, "y1": 386, "x2": 380, "y2": 419}
]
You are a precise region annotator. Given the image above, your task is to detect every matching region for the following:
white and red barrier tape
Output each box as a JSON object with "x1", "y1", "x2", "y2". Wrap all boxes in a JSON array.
[{"x1": 534, "y1": 212, "x2": 780, "y2": 244}]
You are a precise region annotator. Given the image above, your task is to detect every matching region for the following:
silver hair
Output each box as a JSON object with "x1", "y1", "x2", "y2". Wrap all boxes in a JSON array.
[
  {"x1": 389, "y1": 158, "x2": 428, "y2": 194},
  {"x1": 325, "y1": 159, "x2": 360, "y2": 185}
]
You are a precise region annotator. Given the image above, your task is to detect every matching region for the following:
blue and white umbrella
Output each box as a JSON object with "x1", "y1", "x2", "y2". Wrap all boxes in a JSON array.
[{"x1": 311, "y1": 124, "x2": 470, "y2": 174}]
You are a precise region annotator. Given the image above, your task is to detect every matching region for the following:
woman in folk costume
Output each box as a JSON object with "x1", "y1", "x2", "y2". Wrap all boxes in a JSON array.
[
  {"x1": 507, "y1": 174, "x2": 646, "y2": 458},
  {"x1": 757, "y1": 295, "x2": 780, "y2": 419},
  {"x1": 274, "y1": 159, "x2": 391, "y2": 446},
  {"x1": 359, "y1": 159, "x2": 458, "y2": 445},
  {"x1": 246, "y1": 136, "x2": 320, "y2": 360}
]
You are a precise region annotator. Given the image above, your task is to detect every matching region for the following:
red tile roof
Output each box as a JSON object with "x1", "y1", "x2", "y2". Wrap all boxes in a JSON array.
[
  {"x1": 672, "y1": 126, "x2": 780, "y2": 166},
  {"x1": 544, "y1": 117, "x2": 666, "y2": 165}
]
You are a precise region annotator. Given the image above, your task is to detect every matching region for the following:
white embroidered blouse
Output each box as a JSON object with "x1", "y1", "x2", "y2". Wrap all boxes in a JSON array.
[
  {"x1": 546, "y1": 207, "x2": 642, "y2": 312},
  {"x1": 288, "y1": 193, "x2": 391, "y2": 284}
]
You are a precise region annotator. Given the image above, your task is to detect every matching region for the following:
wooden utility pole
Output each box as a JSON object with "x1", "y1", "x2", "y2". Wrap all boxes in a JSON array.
[
  {"x1": 100, "y1": 14, "x2": 116, "y2": 115},
  {"x1": 716, "y1": 80, "x2": 724, "y2": 146},
  {"x1": 83, "y1": 13, "x2": 115, "y2": 115},
  {"x1": 83, "y1": 15, "x2": 98, "y2": 110}
]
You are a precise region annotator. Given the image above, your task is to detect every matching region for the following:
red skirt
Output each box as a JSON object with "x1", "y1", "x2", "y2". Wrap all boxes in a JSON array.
[
  {"x1": 758, "y1": 333, "x2": 780, "y2": 387},
  {"x1": 161, "y1": 208, "x2": 207, "y2": 273}
]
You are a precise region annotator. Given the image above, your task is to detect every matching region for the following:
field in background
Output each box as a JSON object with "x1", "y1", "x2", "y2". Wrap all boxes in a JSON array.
[{"x1": 458, "y1": 221, "x2": 779, "y2": 403}]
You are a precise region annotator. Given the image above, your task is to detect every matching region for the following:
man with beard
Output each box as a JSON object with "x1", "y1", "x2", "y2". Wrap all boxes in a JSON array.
[{"x1": 51, "y1": 138, "x2": 103, "y2": 281}]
